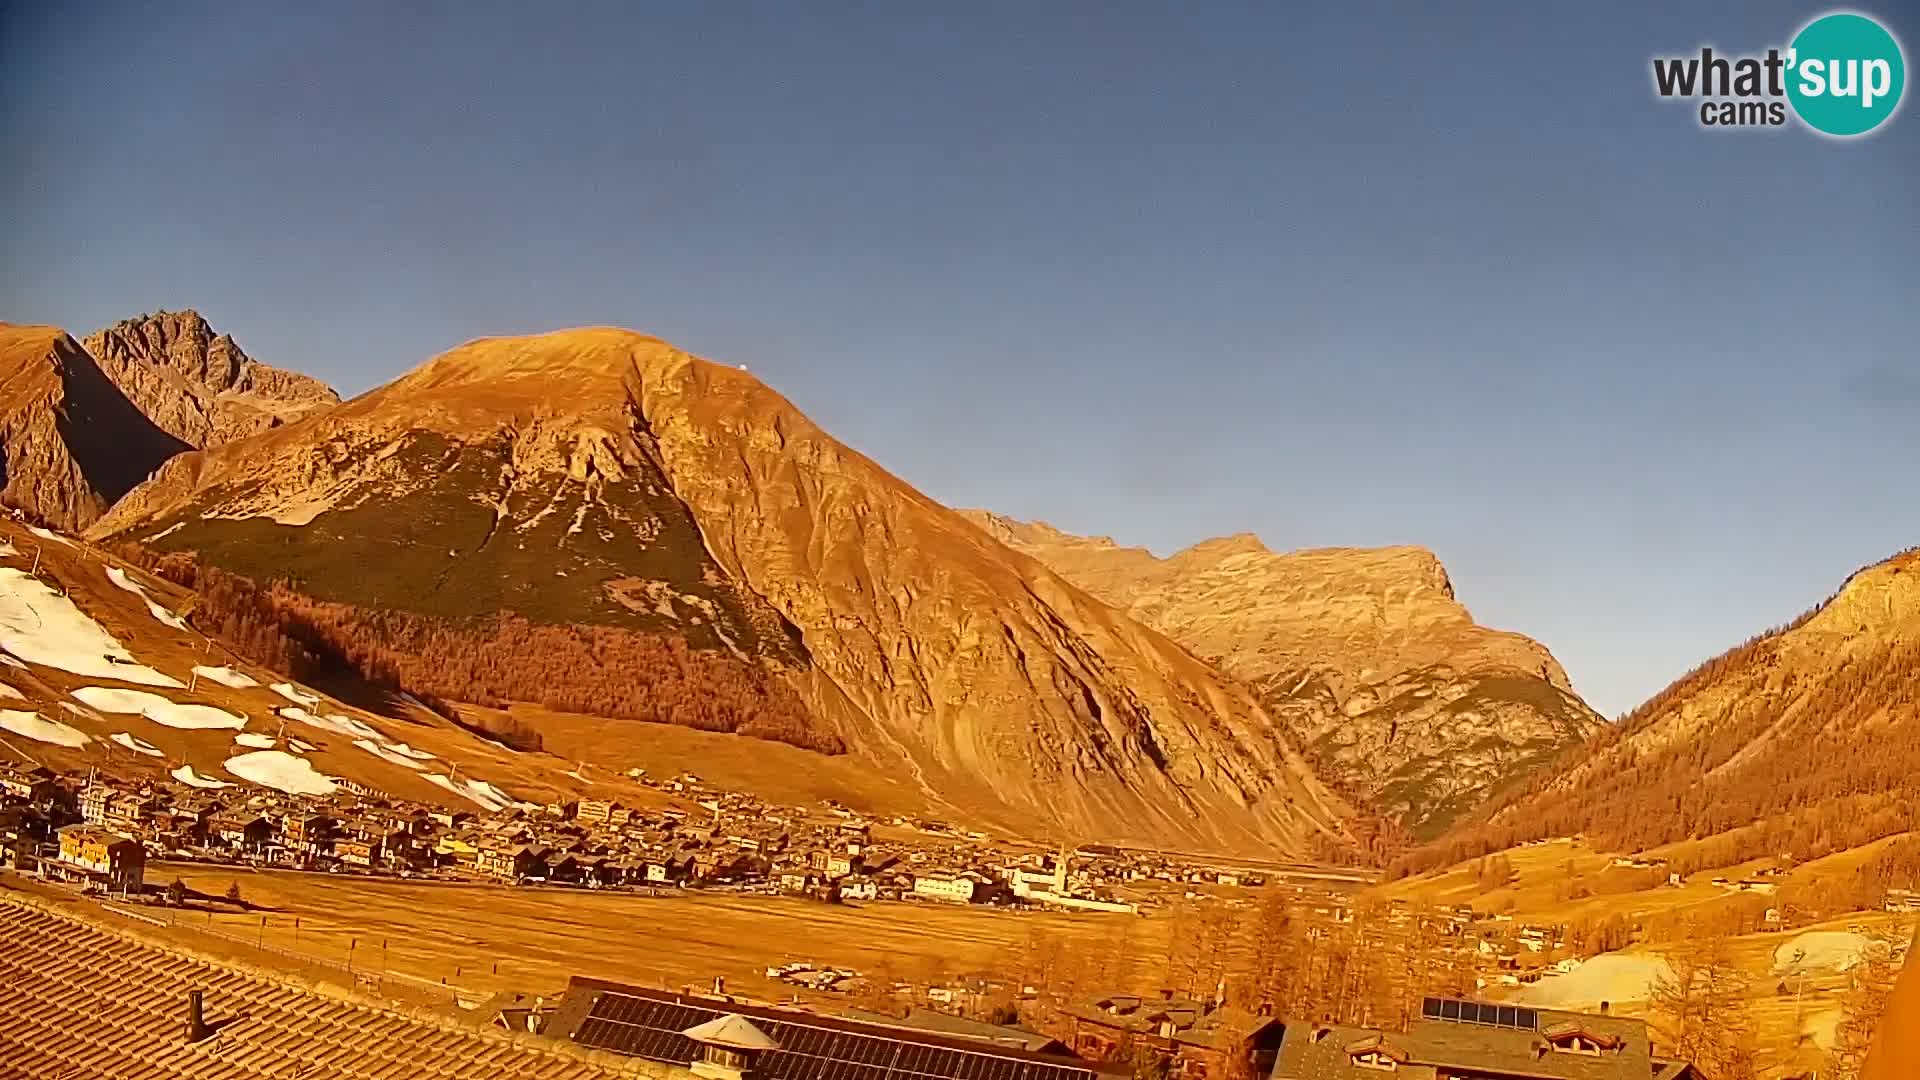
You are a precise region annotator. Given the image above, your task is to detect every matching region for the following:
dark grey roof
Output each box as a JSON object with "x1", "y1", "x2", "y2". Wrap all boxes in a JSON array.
[
  {"x1": 1272, "y1": 1003, "x2": 1664, "y2": 1080},
  {"x1": 1064, "y1": 993, "x2": 1246, "y2": 1051},
  {"x1": 552, "y1": 977, "x2": 1127, "y2": 1080},
  {"x1": 837, "y1": 1007, "x2": 1066, "y2": 1053}
]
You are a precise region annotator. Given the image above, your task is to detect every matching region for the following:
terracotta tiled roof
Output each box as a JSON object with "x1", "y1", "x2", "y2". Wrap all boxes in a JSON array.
[{"x1": 0, "y1": 896, "x2": 660, "y2": 1079}]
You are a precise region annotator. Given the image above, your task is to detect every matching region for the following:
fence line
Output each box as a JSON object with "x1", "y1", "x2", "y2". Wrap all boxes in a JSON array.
[
  {"x1": 175, "y1": 914, "x2": 463, "y2": 1005},
  {"x1": 101, "y1": 903, "x2": 170, "y2": 927}
]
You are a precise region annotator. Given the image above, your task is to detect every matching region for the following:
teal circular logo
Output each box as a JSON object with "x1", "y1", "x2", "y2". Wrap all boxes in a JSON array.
[{"x1": 1787, "y1": 12, "x2": 1906, "y2": 136}]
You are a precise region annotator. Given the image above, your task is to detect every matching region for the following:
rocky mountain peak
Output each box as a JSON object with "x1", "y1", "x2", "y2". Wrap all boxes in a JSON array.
[
  {"x1": 0, "y1": 323, "x2": 188, "y2": 530},
  {"x1": 969, "y1": 514, "x2": 1601, "y2": 833},
  {"x1": 82, "y1": 309, "x2": 339, "y2": 448},
  {"x1": 1169, "y1": 532, "x2": 1271, "y2": 565}
]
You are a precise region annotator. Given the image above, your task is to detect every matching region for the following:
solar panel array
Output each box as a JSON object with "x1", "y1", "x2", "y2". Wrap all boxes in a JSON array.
[
  {"x1": 573, "y1": 990, "x2": 1101, "y2": 1080},
  {"x1": 1420, "y1": 997, "x2": 1538, "y2": 1031}
]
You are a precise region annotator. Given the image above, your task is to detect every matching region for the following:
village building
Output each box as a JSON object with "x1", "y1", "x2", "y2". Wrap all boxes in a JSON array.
[
  {"x1": 646, "y1": 857, "x2": 689, "y2": 884},
  {"x1": 78, "y1": 781, "x2": 117, "y2": 827},
  {"x1": 150, "y1": 804, "x2": 213, "y2": 848},
  {"x1": 1065, "y1": 991, "x2": 1284, "y2": 1080},
  {"x1": 279, "y1": 813, "x2": 335, "y2": 862},
  {"x1": 53, "y1": 824, "x2": 146, "y2": 895},
  {"x1": 912, "y1": 871, "x2": 1003, "y2": 904},
  {"x1": 577, "y1": 798, "x2": 616, "y2": 826},
  {"x1": 1271, "y1": 998, "x2": 1702, "y2": 1078},
  {"x1": 0, "y1": 765, "x2": 59, "y2": 808},
  {"x1": 335, "y1": 836, "x2": 381, "y2": 867},
  {"x1": 210, "y1": 811, "x2": 272, "y2": 853},
  {"x1": 104, "y1": 790, "x2": 164, "y2": 833},
  {"x1": 476, "y1": 843, "x2": 550, "y2": 882},
  {"x1": 436, "y1": 835, "x2": 482, "y2": 869}
]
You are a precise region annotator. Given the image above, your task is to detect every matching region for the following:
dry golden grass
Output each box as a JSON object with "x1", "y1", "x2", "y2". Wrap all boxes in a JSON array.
[
  {"x1": 155, "y1": 866, "x2": 1167, "y2": 1003},
  {"x1": 1377, "y1": 837, "x2": 1917, "y2": 1076}
]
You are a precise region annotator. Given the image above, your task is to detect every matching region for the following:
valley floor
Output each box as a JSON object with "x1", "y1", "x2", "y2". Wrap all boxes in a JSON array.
[{"x1": 148, "y1": 864, "x2": 1169, "y2": 1004}]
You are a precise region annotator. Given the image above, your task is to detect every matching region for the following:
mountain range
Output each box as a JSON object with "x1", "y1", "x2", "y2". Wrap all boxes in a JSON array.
[
  {"x1": 960, "y1": 514, "x2": 1606, "y2": 835},
  {"x1": 83, "y1": 310, "x2": 338, "y2": 448},
  {"x1": 1, "y1": 309, "x2": 1646, "y2": 856},
  {"x1": 80, "y1": 323, "x2": 1362, "y2": 853}
]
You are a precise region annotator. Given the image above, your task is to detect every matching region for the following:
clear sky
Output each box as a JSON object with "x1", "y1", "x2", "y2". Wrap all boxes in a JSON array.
[{"x1": 3, "y1": 2, "x2": 1915, "y2": 716}]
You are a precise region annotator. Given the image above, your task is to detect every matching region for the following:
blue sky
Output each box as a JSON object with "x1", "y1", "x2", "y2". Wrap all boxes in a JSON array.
[{"x1": 3, "y1": 2, "x2": 1915, "y2": 716}]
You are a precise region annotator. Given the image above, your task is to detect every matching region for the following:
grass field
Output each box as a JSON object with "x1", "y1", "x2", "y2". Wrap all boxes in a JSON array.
[{"x1": 154, "y1": 866, "x2": 1165, "y2": 1003}]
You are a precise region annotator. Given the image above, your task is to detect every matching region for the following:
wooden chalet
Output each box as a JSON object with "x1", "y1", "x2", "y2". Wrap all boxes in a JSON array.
[
  {"x1": 1065, "y1": 991, "x2": 1282, "y2": 1080},
  {"x1": 1270, "y1": 998, "x2": 1702, "y2": 1079}
]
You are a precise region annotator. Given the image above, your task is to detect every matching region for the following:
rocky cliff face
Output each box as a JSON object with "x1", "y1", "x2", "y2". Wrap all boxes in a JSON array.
[
  {"x1": 83, "y1": 310, "x2": 338, "y2": 448},
  {"x1": 0, "y1": 324, "x2": 190, "y2": 531},
  {"x1": 93, "y1": 328, "x2": 1352, "y2": 855},
  {"x1": 962, "y1": 512, "x2": 1605, "y2": 834}
]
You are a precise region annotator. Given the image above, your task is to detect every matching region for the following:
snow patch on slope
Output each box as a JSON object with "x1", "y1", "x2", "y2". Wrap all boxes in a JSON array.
[
  {"x1": 270, "y1": 683, "x2": 322, "y2": 708},
  {"x1": 110, "y1": 732, "x2": 164, "y2": 757},
  {"x1": 72, "y1": 687, "x2": 246, "y2": 730},
  {"x1": 276, "y1": 706, "x2": 380, "y2": 740},
  {"x1": 0, "y1": 709, "x2": 90, "y2": 747},
  {"x1": 171, "y1": 765, "x2": 231, "y2": 789},
  {"x1": 355, "y1": 738, "x2": 425, "y2": 769},
  {"x1": 105, "y1": 567, "x2": 190, "y2": 630},
  {"x1": 193, "y1": 665, "x2": 258, "y2": 689},
  {"x1": 224, "y1": 750, "x2": 337, "y2": 796},
  {"x1": 422, "y1": 772, "x2": 512, "y2": 811},
  {"x1": 0, "y1": 569, "x2": 182, "y2": 687}
]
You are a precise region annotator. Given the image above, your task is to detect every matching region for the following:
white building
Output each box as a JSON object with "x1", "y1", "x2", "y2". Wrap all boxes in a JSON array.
[{"x1": 913, "y1": 874, "x2": 981, "y2": 903}]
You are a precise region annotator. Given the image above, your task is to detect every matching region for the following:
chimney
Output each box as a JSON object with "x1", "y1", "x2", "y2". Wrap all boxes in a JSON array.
[
  {"x1": 1599, "y1": 1001, "x2": 1611, "y2": 1015},
  {"x1": 184, "y1": 989, "x2": 211, "y2": 1043},
  {"x1": 713, "y1": 976, "x2": 726, "y2": 997}
]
